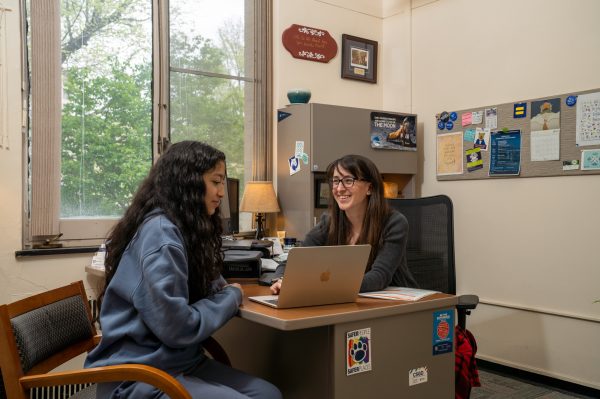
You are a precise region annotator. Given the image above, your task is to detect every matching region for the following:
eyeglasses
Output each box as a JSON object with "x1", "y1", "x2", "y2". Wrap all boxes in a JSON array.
[{"x1": 330, "y1": 177, "x2": 362, "y2": 188}]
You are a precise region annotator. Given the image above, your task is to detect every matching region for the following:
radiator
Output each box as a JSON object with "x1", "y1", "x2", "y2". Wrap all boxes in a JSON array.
[{"x1": 30, "y1": 384, "x2": 93, "y2": 399}]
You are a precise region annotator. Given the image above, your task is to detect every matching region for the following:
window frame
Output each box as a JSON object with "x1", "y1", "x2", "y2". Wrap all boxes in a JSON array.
[{"x1": 22, "y1": 0, "x2": 272, "y2": 249}]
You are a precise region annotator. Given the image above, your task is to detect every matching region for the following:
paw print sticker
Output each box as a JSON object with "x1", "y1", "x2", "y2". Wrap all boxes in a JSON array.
[
  {"x1": 350, "y1": 336, "x2": 369, "y2": 363},
  {"x1": 346, "y1": 328, "x2": 372, "y2": 375}
]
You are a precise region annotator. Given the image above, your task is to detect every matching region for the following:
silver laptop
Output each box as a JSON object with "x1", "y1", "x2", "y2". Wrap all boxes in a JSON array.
[{"x1": 249, "y1": 244, "x2": 371, "y2": 309}]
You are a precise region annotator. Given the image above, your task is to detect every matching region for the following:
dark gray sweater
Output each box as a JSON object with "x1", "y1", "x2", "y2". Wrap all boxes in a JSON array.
[{"x1": 303, "y1": 210, "x2": 417, "y2": 292}]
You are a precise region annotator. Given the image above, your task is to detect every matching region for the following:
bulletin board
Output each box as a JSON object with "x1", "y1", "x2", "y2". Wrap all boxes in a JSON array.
[{"x1": 436, "y1": 88, "x2": 600, "y2": 181}]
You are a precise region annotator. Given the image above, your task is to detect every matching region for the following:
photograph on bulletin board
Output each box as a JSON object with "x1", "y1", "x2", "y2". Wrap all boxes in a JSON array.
[{"x1": 530, "y1": 98, "x2": 560, "y2": 131}]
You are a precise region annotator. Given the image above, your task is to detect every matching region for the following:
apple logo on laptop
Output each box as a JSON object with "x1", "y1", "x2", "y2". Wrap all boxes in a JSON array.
[{"x1": 320, "y1": 270, "x2": 331, "y2": 282}]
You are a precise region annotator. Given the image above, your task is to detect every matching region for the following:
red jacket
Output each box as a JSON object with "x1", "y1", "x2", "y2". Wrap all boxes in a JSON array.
[{"x1": 455, "y1": 325, "x2": 481, "y2": 399}]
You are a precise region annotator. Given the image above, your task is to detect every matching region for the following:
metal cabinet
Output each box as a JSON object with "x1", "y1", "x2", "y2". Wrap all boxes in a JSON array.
[{"x1": 276, "y1": 103, "x2": 418, "y2": 239}]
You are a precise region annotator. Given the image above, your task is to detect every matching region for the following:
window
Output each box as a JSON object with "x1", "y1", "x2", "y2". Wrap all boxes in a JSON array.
[{"x1": 23, "y1": 0, "x2": 271, "y2": 248}]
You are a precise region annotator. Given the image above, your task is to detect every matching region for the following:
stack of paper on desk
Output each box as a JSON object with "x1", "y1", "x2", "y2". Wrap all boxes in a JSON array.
[
  {"x1": 358, "y1": 287, "x2": 439, "y2": 301},
  {"x1": 260, "y1": 258, "x2": 280, "y2": 272}
]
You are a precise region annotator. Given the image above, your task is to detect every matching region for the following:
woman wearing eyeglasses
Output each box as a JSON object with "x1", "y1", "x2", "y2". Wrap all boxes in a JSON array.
[{"x1": 271, "y1": 154, "x2": 417, "y2": 294}]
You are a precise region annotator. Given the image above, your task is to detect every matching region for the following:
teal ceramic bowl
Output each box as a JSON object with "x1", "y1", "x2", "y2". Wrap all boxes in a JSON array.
[{"x1": 287, "y1": 89, "x2": 311, "y2": 104}]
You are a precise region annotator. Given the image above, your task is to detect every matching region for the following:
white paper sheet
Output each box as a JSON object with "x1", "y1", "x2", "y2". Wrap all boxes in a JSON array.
[
  {"x1": 576, "y1": 92, "x2": 600, "y2": 146},
  {"x1": 530, "y1": 129, "x2": 560, "y2": 161}
]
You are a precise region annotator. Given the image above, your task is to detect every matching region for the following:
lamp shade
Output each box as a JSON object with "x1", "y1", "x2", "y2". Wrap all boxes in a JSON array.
[{"x1": 240, "y1": 181, "x2": 280, "y2": 213}]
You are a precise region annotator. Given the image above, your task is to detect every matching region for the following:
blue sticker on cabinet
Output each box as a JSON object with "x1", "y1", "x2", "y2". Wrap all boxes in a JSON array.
[
  {"x1": 278, "y1": 111, "x2": 292, "y2": 122},
  {"x1": 432, "y1": 309, "x2": 454, "y2": 355}
]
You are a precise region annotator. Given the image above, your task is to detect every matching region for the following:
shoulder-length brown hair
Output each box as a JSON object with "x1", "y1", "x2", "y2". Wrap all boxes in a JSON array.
[{"x1": 325, "y1": 154, "x2": 390, "y2": 269}]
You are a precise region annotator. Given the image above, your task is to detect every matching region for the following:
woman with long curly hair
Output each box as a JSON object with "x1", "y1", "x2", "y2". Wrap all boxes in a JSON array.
[
  {"x1": 272, "y1": 154, "x2": 417, "y2": 294},
  {"x1": 86, "y1": 141, "x2": 281, "y2": 399}
]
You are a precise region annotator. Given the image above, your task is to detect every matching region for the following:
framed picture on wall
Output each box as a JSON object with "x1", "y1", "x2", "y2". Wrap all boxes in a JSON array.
[
  {"x1": 341, "y1": 34, "x2": 378, "y2": 83},
  {"x1": 314, "y1": 176, "x2": 330, "y2": 208}
]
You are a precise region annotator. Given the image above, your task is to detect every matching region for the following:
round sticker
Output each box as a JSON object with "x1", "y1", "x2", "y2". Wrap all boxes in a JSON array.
[
  {"x1": 437, "y1": 320, "x2": 450, "y2": 339},
  {"x1": 445, "y1": 121, "x2": 454, "y2": 130},
  {"x1": 439, "y1": 111, "x2": 450, "y2": 123},
  {"x1": 438, "y1": 120, "x2": 445, "y2": 130},
  {"x1": 566, "y1": 95, "x2": 577, "y2": 107},
  {"x1": 449, "y1": 112, "x2": 458, "y2": 121}
]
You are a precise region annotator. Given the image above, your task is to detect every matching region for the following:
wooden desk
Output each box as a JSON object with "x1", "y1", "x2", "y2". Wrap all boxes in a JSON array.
[{"x1": 215, "y1": 284, "x2": 457, "y2": 398}]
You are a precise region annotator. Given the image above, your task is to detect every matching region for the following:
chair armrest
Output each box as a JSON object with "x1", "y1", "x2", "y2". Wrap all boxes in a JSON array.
[
  {"x1": 19, "y1": 364, "x2": 192, "y2": 399},
  {"x1": 457, "y1": 294, "x2": 479, "y2": 311}
]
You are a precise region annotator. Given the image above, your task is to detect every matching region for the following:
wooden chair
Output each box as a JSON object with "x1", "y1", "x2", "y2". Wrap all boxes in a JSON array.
[{"x1": 0, "y1": 281, "x2": 230, "y2": 399}]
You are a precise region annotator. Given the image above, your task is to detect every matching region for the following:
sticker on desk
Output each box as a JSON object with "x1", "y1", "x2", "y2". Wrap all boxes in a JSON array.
[
  {"x1": 432, "y1": 310, "x2": 454, "y2": 356},
  {"x1": 346, "y1": 328, "x2": 371, "y2": 376},
  {"x1": 408, "y1": 366, "x2": 428, "y2": 386}
]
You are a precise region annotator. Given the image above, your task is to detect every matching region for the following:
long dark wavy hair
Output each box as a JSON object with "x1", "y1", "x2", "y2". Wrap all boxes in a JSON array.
[
  {"x1": 101, "y1": 141, "x2": 225, "y2": 305},
  {"x1": 325, "y1": 154, "x2": 390, "y2": 270}
]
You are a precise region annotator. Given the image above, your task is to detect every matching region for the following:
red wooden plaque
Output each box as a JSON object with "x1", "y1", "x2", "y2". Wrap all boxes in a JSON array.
[{"x1": 282, "y1": 24, "x2": 338, "y2": 63}]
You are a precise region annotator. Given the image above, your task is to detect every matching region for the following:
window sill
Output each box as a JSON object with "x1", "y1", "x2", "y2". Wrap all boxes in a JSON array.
[{"x1": 15, "y1": 246, "x2": 100, "y2": 257}]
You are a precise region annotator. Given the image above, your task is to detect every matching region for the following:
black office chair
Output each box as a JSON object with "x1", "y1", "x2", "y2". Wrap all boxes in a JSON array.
[{"x1": 387, "y1": 195, "x2": 478, "y2": 329}]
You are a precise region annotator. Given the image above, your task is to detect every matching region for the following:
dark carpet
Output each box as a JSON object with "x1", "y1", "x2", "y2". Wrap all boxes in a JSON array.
[{"x1": 472, "y1": 364, "x2": 599, "y2": 399}]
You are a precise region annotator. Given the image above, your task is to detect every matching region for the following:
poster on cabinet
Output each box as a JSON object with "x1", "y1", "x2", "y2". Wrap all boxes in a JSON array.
[{"x1": 370, "y1": 112, "x2": 417, "y2": 151}]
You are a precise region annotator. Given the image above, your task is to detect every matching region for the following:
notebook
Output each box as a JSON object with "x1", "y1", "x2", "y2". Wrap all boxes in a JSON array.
[{"x1": 249, "y1": 244, "x2": 371, "y2": 309}]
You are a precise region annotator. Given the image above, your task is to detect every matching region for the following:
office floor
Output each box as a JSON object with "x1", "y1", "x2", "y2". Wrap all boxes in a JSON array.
[{"x1": 472, "y1": 368, "x2": 598, "y2": 399}]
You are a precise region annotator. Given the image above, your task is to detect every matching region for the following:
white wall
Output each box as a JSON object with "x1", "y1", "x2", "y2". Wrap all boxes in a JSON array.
[
  {"x1": 405, "y1": 0, "x2": 600, "y2": 389},
  {"x1": 274, "y1": 0, "x2": 387, "y2": 111}
]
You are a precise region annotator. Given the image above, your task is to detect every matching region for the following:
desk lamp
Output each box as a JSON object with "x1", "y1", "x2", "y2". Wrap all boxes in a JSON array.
[{"x1": 240, "y1": 181, "x2": 280, "y2": 240}]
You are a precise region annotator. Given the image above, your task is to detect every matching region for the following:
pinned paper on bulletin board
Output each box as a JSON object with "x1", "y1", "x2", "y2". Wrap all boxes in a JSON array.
[
  {"x1": 513, "y1": 102, "x2": 527, "y2": 118},
  {"x1": 489, "y1": 130, "x2": 521, "y2": 176},
  {"x1": 436, "y1": 132, "x2": 463, "y2": 176},
  {"x1": 576, "y1": 91, "x2": 600, "y2": 146},
  {"x1": 485, "y1": 108, "x2": 497, "y2": 129},
  {"x1": 473, "y1": 128, "x2": 490, "y2": 151},
  {"x1": 461, "y1": 112, "x2": 472, "y2": 127},
  {"x1": 581, "y1": 149, "x2": 600, "y2": 170},
  {"x1": 466, "y1": 148, "x2": 483, "y2": 172},
  {"x1": 463, "y1": 128, "x2": 476, "y2": 142},
  {"x1": 531, "y1": 98, "x2": 560, "y2": 131}
]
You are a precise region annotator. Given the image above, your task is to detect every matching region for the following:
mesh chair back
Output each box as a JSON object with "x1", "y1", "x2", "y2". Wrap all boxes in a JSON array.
[
  {"x1": 388, "y1": 195, "x2": 456, "y2": 294},
  {"x1": 10, "y1": 296, "x2": 94, "y2": 373}
]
